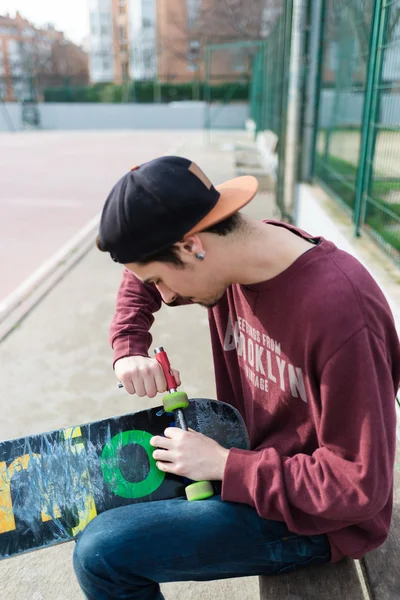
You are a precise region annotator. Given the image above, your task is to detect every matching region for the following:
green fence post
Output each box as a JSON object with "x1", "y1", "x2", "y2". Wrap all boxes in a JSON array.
[
  {"x1": 354, "y1": 0, "x2": 385, "y2": 236},
  {"x1": 364, "y1": 1, "x2": 390, "y2": 215},
  {"x1": 260, "y1": 41, "x2": 268, "y2": 133},
  {"x1": 250, "y1": 53, "x2": 257, "y2": 124},
  {"x1": 255, "y1": 50, "x2": 261, "y2": 134},
  {"x1": 301, "y1": 0, "x2": 326, "y2": 181},
  {"x1": 276, "y1": 0, "x2": 294, "y2": 217},
  {"x1": 264, "y1": 39, "x2": 271, "y2": 131},
  {"x1": 204, "y1": 46, "x2": 211, "y2": 133}
]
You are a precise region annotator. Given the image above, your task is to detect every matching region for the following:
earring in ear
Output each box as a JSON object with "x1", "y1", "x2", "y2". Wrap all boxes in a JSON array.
[{"x1": 195, "y1": 252, "x2": 205, "y2": 261}]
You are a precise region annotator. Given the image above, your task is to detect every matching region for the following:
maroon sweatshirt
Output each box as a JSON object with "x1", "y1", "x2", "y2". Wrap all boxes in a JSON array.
[{"x1": 110, "y1": 221, "x2": 400, "y2": 562}]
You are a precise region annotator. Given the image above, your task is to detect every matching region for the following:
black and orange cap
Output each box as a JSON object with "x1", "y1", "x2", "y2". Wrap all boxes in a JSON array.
[{"x1": 98, "y1": 155, "x2": 258, "y2": 263}]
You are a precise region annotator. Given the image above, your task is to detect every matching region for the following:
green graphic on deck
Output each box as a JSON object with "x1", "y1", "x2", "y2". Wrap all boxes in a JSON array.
[{"x1": 101, "y1": 430, "x2": 165, "y2": 498}]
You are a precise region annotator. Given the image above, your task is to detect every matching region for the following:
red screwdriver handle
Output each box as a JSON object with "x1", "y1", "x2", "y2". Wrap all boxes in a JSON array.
[{"x1": 154, "y1": 347, "x2": 178, "y2": 392}]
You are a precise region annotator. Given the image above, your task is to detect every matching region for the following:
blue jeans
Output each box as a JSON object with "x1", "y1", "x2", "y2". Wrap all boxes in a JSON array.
[{"x1": 73, "y1": 496, "x2": 331, "y2": 600}]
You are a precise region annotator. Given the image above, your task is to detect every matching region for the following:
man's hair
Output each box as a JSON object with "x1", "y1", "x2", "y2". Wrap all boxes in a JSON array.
[{"x1": 96, "y1": 212, "x2": 244, "y2": 266}]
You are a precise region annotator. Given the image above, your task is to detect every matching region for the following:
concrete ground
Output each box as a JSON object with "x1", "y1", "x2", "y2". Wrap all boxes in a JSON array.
[
  {"x1": 0, "y1": 130, "x2": 186, "y2": 302},
  {"x1": 0, "y1": 130, "x2": 276, "y2": 600}
]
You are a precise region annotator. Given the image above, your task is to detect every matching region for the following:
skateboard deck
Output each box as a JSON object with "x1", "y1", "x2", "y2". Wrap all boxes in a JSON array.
[{"x1": 0, "y1": 398, "x2": 249, "y2": 560}]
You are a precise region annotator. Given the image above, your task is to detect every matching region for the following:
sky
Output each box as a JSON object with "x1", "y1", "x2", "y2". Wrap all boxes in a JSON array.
[{"x1": 0, "y1": 0, "x2": 90, "y2": 45}]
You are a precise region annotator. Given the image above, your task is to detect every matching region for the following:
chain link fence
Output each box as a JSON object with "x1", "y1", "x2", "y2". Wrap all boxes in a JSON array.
[{"x1": 249, "y1": 0, "x2": 400, "y2": 264}]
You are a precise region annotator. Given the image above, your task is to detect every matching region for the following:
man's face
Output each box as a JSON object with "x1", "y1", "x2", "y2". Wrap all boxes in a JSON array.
[{"x1": 124, "y1": 257, "x2": 227, "y2": 308}]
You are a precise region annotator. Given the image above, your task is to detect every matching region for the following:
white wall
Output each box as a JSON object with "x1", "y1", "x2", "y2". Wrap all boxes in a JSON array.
[
  {"x1": 319, "y1": 90, "x2": 400, "y2": 128},
  {"x1": 0, "y1": 102, "x2": 249, "y2": 132}
]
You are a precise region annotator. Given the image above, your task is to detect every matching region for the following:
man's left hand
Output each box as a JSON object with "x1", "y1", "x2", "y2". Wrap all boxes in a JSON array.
[{"x1": 150, "y1": 428, "x2": 229, "y2": 481}]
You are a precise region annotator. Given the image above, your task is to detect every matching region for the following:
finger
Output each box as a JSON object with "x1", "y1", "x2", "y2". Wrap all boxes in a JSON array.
[
  {"x1": 163, "y1": 427, "x2": 184, "y2": 439},
  {"x1": 122, "y1": 378, "x2": 135, "y2": 395},
  {"x1": 153, "y1": 449, "x2": 174, "y2": 461},
  {"x1": 156, "y1": 461, "x2": 178, "y2": 474},
  {"x1": 132, "y1": 376, "x2": 146, "y2": 397},
  {"x1": 171, "y1": 369, "x2": 181, "y2": 386},
  {"x1": 150, "y1": 435, "x2": 173, "y2": 449},
  {"x1": 153, "y1": 364, "x2": 167, "y2": 393},
  {"x1": 144, "y1": 376, "x2": 158, "y2": 398}
]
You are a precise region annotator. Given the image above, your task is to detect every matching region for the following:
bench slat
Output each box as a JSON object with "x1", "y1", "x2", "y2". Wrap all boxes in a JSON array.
[
  {"x1": 360, "y1": 444, "x2": 400, "y2": 600},
  {"x1": 259, "y1": 558, "x2": 365, "y2": 600}
]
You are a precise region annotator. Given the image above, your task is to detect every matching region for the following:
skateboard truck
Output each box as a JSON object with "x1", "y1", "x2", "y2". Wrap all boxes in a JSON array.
[{"x1": 154, "y1": 346, "x2": 214, "y2": 502}]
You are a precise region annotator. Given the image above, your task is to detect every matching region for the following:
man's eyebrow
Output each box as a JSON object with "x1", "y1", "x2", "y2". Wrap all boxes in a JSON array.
[{"x1": 143, "y1": 278, "x2": 153, "y2": 285}]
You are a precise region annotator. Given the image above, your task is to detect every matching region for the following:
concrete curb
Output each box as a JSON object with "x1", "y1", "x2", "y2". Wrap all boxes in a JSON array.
[{"x1": 0, "y1": 214, "x2": 100, "y2": 343}]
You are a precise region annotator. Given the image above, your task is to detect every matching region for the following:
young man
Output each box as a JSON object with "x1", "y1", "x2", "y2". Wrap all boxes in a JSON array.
[{"x1": 74, "y1": 156, "x2": 400, "y2": 600}]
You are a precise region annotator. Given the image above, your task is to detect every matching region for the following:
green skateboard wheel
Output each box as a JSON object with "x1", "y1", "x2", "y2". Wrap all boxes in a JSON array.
[
  {"x1": 185, "y1": 481, "x2": 214, "y2": 501},
  {"x1": 163, "y1": 391, "x2": 189, "y2": 412}
]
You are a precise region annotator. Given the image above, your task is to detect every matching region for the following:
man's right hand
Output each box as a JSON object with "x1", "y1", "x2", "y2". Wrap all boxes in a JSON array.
[{"x1": 115, "y1": 355, "x2": 181, "y2": 398}]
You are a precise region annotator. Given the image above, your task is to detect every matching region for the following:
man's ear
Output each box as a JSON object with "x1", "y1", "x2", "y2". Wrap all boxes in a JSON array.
[{"x1": 175, "y1": 235, "x2": 205, "y2": 257}]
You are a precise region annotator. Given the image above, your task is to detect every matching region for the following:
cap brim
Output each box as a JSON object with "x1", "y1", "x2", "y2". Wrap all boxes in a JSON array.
[{"x1": 184, "y1": 175, "x2": 259, "y2": 237}]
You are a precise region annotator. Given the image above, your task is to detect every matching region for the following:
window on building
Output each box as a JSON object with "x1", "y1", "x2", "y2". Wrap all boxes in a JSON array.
[
  {"x1": 101, "y1": 25, "x2": 109, "y2": 35},
  {"x1": 122, "y1": 62, "x2": 129, "y2": 80},
  {"x1": 7, "y1": 39, "x2": 19, "y2": 58},
  {"x1": 118, "y1": 26, "x2": 126, "y2": 41},
  {"x1": 142, "y1": 0, "x2": 154, "y2": 27},
  {"x1": 143, "y1": 49, "x2": 153, "y2": 70},
  {"x1": 0, "y1": 26, "x2": 18, "y2": 35},
  {"x1": 90, "y1": 12, "x2": 97, "y2": 34},
  {"x1": 188, "y1": 39, "x2": 200, "y2": 63},
  {"x1": 232, "y1": 48, "x2": 247, "y2": 73},
  {"x1": 120, "y1": 41, "x2": 128, "y2": 52},
  {"x1": 187, "y1": 0, "x2": 201, "y2": 29},
  {"x1": 11, "y1": 62, "x2": 22, "y2": 76},
  {"x1": 119, "y1": 1, "x2": 126, "y2": 15}
]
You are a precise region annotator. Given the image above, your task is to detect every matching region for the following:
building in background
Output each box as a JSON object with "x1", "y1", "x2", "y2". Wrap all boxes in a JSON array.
[
  {"x1": 129, "y1": 0, "x2": 157, "y2": 80},
  {"x1": 88, "y1": 0, "x2": 156, "y2": 84},
  {"x1": 112, "y1": 0, "x2": 130, "y2": 84},
  {"x1": 157, "y1": 0, "x2": 281, "y2": 84},
  {"x1": 87, "y1": 0, "x2": 281, "y2": 86},
  {"x1": 88, "y1": 0, "x2": 114, "y2": 83},
  {"x1": 157, "y1": 0, "x2": 201, "y2": 83},
  {"x1": 0, "y1": 11, "x2": 88, "y2": 101}
]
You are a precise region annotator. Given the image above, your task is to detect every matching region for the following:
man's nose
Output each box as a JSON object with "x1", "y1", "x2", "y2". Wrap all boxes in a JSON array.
[{"x1": 156, "y1": 283, "x2": 177, "y2": 304}]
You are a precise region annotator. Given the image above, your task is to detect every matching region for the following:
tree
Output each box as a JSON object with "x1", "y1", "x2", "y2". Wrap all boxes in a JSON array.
[
  {"x1": 13, "y1": 17, "x2": 88, "y2": 99},
  {"x1": 51, "y1": 40, "x2": 89, "y2": 86},
  {"x1": 157, "y1": 0, "x2": 282, "y2": 83},
  {"x1": 196, "y1": 0, "x2": 281, "y2": 43},
  {"x1": 326, "y1": 0, "x2": 400, "y2": 71}
]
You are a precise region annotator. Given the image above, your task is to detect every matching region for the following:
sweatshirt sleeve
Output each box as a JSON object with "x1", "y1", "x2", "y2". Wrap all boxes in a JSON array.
[
  {"x1": 222, "y1": 327, "x2": 398, "y2": 535},
  {"x1": 110, "y1": 268, "x2": 193, "y2": 366},
  {"x1": 110, "y1": 268, "x2": 162, "y2": 366}
]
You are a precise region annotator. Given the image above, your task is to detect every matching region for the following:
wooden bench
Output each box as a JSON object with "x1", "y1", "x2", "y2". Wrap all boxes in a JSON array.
[{"x1": 259, "y1": 442, "x2": 400, "y2": 599}]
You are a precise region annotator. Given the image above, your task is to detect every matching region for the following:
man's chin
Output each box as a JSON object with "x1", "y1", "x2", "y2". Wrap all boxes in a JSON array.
[{"x1": 197, "y1": 300, "x2": 220, "y2": 309}]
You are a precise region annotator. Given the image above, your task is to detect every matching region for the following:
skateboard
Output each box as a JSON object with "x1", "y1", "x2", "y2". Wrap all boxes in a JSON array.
[{"x1": 0, "y1": 397, "x2": 249, "y2": 560}]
